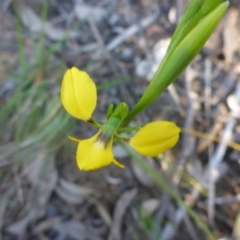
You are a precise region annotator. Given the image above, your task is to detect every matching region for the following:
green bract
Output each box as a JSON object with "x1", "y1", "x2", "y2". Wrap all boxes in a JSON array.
[{"x1": 123, "y1": 0, "x2": 229, "y2": 126}]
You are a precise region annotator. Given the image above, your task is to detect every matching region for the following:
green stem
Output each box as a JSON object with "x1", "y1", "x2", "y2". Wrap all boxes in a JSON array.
[
  {"x1": 102, "y1": 102, "x2": 128, "y2": 137},
  {"x1": 88, "y1": 118, "x2": 102, "y2": 128},
  {"x1": 118, "y1": 126, "x2": 141, "y2": 133}
]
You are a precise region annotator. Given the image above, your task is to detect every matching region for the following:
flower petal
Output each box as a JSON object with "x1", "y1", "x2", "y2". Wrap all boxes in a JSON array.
[
  {"x1": 112, "y1": 159, "x2": 125, "y2": 168},
  {"x1": 68, "y1": 136, "x2": 80, "y2": 143},
  {"x1": 61, "y1": 67, "x2": 97, "y2": 121},
  {"x1": 76, "y1": 133, "x2": 124, "y2": 171},
  {"x1": 129, "y1": 121, "x2": 180, "y2": 156}
]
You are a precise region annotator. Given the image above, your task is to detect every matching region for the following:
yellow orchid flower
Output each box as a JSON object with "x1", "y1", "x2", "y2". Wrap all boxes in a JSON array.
[
  {"x1": 70, "y1": 132, "x2": 124, "y2": 171},
  {"x1": 129, "y1": 121, "x2": 180, "y2": 156},
  {"x1": 61, "y1": 67, "x2": 180, "y2": 171},
  {"x1": 61, "y1": 67, "x2": 97, "y2": 121}
]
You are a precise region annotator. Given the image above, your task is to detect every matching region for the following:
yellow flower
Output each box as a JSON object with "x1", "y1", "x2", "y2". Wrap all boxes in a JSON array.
[
  {"x1": 61, "y1": 67, "x2": 97, "y2": 121},
  {"x1": 61, "y1": 67, "x2": 125, "y2": 171},
  {"x1": 129, "y1": 121, "x2": 180, "y2": 156},
  {"x1": 72, "y1": 132, "x2": 124, "y2": 171},
  {"x1": 61, "y1": 67, "x2": 180, "y2": 171}
]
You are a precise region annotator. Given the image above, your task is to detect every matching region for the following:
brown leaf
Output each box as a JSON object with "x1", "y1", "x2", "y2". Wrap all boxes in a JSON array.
[
  {"x1": 141, "y1": 198, "x2": 160, "y2": 216},
  {"x1": 23, "y1": 153, "x2": 58, "y2": 206}
]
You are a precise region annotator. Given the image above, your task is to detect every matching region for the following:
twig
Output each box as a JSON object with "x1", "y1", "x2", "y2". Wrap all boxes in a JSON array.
[
  {"x1": 208, "y1": 117, "x2": 235, "y2": 223},
  {"x1": 199, "y1": 194, "x2": 240, "y2": 205},
  {"x1": 203, "y1": 57, "x2": 215, "y2": 224},
  {"x1": 208, "y1": 76, "x2": 240, "y2": 224},
  {"x1": 173, "y1": 68, "x2": 196, "y2": 184},
  {"x1": 106, "y1": 14, "x2": 158, "y2": 51},
  {"x1": 161, "y1": 187, "x2": 200, "y2": 240},
  {"x1": 168, "y1": 84, "x2": 183, "y2": 111},
  {"x1": 197, "y1": 119, "x2": 224, "y2": 153}
]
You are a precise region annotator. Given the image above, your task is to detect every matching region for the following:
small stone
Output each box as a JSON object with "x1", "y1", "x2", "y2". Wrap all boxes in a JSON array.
[{"x1": 120, "y1": 47, "x2": 134, "y2": 62}]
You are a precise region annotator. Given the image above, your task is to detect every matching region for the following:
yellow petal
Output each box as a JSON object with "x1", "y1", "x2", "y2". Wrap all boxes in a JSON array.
[
  {"x1": 61, "y1": 67, "x2": 97, "y2": 121},
  {"x1": 129, "y1": 121, "x2": 180, "y2": 156},
  {"x1": 76, "y1": 133, "x2": 124, "y2": 171},
  {"x1": 112, "y1": 159, "x2": 125, "y2": 168},
  {"x1": 68, "y1": 136, "x2": 80, "y2": 143}
]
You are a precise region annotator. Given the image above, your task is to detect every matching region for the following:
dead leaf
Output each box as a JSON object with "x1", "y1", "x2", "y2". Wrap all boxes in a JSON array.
[
  {"x1": 0, "y1": 189, "x2": 15, "y2": 230},
  {"x1": 33, "y1": 217, "x2": 63, "y2": 234},
  {"x1": 59, "y1": 178, "x2": 94, "y2": 197},
  {"x1": 141, "y1": 198, "x2": 160, "y2": 216},
  {"x1": 7, "y1": 209, "x2": 37, "y2": 235},
  {"x1": 55, "y1": 186, "x2": 84, "y2": 204},
  {"x1": 88, "y1": 197, "x2": 112, "y2": 227},
  {"x1": 105, "y1": 175, "x2": 122, "y2": 185},
  {"x1": 108, "y1": 189, "x2": 137, "y2": 240},
  {"x1": 23, "y1": 153, "x2": 58, "y2": 207},
  {"x1": 55, "y1": 178, "x2": 94, "y2": 204},
  {"x1": 74, "y1": 2, "x2": 107, "y2": 23},
  {"x1": 53, "y1": 221, "x2": 103, "y2": 240},
  {"x1": 7, "y1": 154, "x2": 58, "y2": 235}
]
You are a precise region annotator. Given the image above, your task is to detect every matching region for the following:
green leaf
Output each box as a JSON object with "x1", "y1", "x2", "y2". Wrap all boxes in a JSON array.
[
  {"x1": 123, "y1": 1, "x2": 229, "y2": 126},
  {"x1": 107, "y1": 104, "x2": 114, "y2": 119}
]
